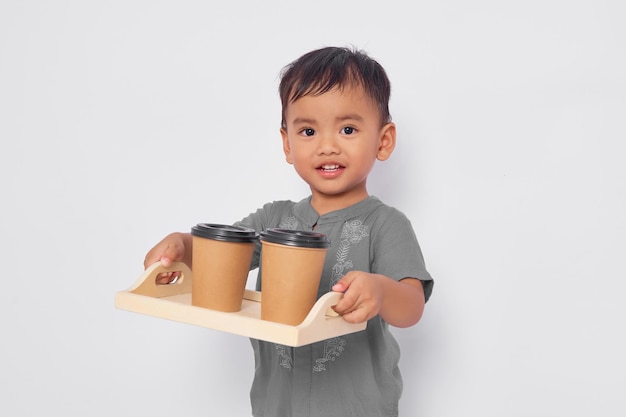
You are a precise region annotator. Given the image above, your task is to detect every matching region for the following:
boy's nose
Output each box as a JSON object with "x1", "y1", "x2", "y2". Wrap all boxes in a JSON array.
[{"x1": 317, "y1": 133, "x2": 340, "y2": 155}]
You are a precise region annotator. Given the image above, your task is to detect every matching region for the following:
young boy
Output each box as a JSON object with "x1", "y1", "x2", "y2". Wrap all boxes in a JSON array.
[{"x1": 144, "y1": 46, "x2": 434, "y2": 417}]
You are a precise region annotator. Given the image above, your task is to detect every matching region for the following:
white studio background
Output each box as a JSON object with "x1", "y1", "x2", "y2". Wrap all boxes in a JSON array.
[{"x1": 1, "y1": 1, "x2": 624, "y2": 416}]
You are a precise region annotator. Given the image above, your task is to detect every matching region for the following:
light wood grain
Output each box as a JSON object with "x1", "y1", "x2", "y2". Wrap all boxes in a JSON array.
[{"x1": 115, "y1": 261, "x2": 366, "y2": 346}]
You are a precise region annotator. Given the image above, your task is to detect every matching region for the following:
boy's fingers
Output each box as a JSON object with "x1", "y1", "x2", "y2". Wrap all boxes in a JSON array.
[
  {"x1": 159, "y1": 256, "x2": 173, "y2": 267},
  {"x1": 155, "y1": 271, "x2": 181, "y2": 285},
  {"x1": 341, "y1": 306, "x2": 370, "y2": 324},
  {"x1": 155, "y1": 271, "x2": 172, "y2": 285},
  {"x1": 331, "y1": 272, "x2": 361, "y2": 312},
  {"x1": 143, "y1": 234, "x2": 185, "y2": 269},
  {"x1": 155, "y1": 244, "x2": 183, "y2": 268},
  {"x1": 333, "y1": 288, "x2": 359, "y2": 315},
  {"x1": 332, "y1": 272, "x2": 357, "y2": 293}
]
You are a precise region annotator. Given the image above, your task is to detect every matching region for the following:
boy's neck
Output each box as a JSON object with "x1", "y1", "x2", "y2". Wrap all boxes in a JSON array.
[{"x1": 310, "y1": 190, "x2": 370, "y2": 216}]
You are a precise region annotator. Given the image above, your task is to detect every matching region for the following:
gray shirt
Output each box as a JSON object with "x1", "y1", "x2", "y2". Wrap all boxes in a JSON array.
[{"x1": 236, "y1": 196, "x2": 433, "y2": 417}]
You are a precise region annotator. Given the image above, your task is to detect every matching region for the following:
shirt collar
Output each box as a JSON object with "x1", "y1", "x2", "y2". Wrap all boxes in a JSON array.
[{"x1": 293, "y1": 195, "x2": 383, "y2": 228}]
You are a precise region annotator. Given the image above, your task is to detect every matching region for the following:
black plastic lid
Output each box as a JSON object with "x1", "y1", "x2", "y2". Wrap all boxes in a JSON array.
[
  {"x1": 259, "y1": 228, "x2": 330, "y2": 249},
  {"x1": 191, "y1": 223, "x2": 259, "y2": 243}
]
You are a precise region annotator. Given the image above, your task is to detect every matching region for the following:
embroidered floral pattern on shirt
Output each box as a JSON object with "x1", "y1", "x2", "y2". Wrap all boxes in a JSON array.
[
  {"x1": 343, "y1": 219, "x2": 371, "y2": 245},
  {"x1": 314, "y1": 219, "x2": 369, "y2": 372},
  {"x1": 313, "y1": 337, "x2": 347, "y2": 372},
  {"x1": 275, "y1": 344, "x2": 293, "y2": 369},
  {"x1": 279, "y1": 216, "x2": 299, "y2": 230}
]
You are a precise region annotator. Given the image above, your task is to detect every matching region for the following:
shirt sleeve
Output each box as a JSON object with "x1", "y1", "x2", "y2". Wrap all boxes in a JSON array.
[{"x1": 370, "y1": 208, "x2": 434, "y2": 302}]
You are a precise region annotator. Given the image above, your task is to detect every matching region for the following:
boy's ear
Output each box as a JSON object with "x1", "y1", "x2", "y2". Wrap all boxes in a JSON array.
[
  {"x1": 376, "y1": 122, "x2": 396, "y2": 161},
  {"x1": 281, "y1": 128, "x2": 294, "y2": 164}
]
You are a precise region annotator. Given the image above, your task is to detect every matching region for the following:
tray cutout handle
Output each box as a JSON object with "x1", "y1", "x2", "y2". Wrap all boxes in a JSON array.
[
  {"x1": 301, "y1": 291, "x2": 344, "y2": 326},
  {"x1": 125, "y1": 261, "x2": 192, "y2": 298}
]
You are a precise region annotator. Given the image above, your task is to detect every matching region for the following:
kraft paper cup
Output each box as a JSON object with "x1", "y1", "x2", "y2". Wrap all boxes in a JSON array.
[
  {"x1": 191, "y1": 223, "x2": 259, "y2": 312},
  {"x1": 260, "y1": 228, "x2": 330, "y2": 325}
]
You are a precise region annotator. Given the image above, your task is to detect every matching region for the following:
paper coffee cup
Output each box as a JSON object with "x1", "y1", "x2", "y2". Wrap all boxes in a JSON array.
[
  {"x1": 260, "y1": 228, "x2": 330, "y2": 325},
  {"x1": 191, "y1": 223, "x2": 258, "y2": 312}
]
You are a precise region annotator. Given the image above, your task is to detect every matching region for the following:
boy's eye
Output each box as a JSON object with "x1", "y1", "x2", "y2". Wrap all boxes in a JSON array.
[
  {"x1": 301, "y1": 128, "x2": 315, "y2": 137},
  {"x1": 341, "y1": 126, "x2": 355, "y2": 135}
]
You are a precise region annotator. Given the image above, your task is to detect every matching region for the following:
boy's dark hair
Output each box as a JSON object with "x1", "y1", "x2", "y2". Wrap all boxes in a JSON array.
[{"x1": 279, "y1": 46, "x2": 392, "y2": 128}]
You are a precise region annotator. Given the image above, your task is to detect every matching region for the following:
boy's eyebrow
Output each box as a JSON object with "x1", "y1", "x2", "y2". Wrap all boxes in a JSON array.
[
  {"x1": 291, "y1": 117, "x2": 317, "y2": 125},
  {"x1": 335, "y1": 114, "x2": 365, "y2": 122},
  {"x1": 289, "y1": 114, "x2": 365, "y2": 126}
]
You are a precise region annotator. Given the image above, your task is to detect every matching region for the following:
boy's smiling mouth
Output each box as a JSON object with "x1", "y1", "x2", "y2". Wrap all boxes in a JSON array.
[
  {"x1": 319, "y1": 164, "x2": 342, "y2": 172},
  {"x1": 317, "y1": 163, "x2": 345, "y2": 178}
]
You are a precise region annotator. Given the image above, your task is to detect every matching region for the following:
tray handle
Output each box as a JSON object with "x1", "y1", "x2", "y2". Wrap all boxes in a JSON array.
[
  {"x1": 300, "y1": 291, "x2": 345, "y2": 326},
  {"x1": 125, "y1": 261, "x2": 193, "y2": 298}
]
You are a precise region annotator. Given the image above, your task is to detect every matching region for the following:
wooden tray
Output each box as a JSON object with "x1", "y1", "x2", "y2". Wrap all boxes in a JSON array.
[{"x1": 115, "y1": 262, "x2": 366, "y2": 347}]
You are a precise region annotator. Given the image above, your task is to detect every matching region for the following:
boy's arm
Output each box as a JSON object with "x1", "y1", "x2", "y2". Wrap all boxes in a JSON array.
[{"x1": 332, "y1": 273, "x2": 426, "y2": 328}]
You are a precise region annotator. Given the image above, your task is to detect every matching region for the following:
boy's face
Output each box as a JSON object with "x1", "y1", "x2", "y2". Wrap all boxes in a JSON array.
[{"x1": 281, "y1": 85, "x2": 395, "y2": 211}]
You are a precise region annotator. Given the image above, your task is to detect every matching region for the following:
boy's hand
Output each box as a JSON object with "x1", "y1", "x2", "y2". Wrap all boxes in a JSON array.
[
  {"x1": 332, "y1": 271, "x2": 426, "y2": 328},
  {"x1": 143, "y1": 232, "x2": 192, "y2": 285},
  {"x1": 331, "y1": 271, "x2": 385, "y2": 323}
]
